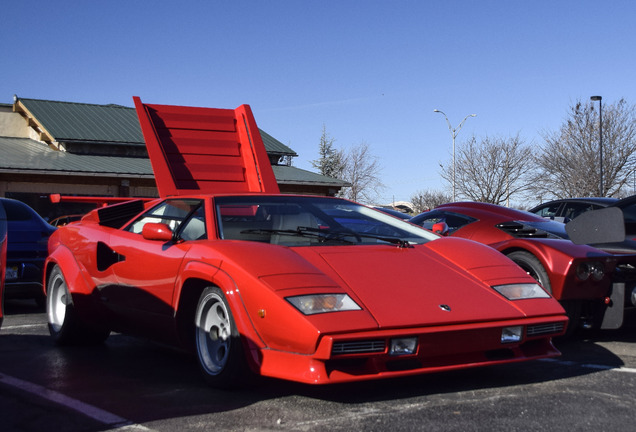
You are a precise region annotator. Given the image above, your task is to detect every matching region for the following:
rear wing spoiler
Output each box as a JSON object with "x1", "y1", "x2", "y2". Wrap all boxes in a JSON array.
[
  {"x1": 49, "y1": 194, "x2": 154, "y2": 207},
  {"x1": 49, "y1": 194, "x2": 154, "y2": 229}
]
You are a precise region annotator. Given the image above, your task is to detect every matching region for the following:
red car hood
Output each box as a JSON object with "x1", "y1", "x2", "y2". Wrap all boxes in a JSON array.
[{"x1": 291, "y1": 238, "x2": 541, "y2": 328}]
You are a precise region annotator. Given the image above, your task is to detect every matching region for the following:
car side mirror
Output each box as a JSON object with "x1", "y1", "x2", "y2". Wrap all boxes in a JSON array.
[
  {"x1": 142, "y1": 223, "x2": 174, "y2": 241},
  {"x1": 432, "y1": 221, "x2": 449, "y2": 236}
]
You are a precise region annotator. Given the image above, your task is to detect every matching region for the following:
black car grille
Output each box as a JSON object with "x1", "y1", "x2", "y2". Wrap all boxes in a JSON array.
[
  {"x1": 332, "y1": 340, "x2": 386, "y2": 355},
  {"x1": 527, "y1": 322, "x2": 565, "y2": 336}
]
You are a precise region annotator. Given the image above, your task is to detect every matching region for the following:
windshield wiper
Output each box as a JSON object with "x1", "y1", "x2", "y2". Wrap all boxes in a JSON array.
[
  {"x1": 241, "y1": 227, "x2": 412, "y2": 248},
  {"x1": 354, "y1": 233, "x2": 413, "y2": 248},
  {"x1": 240, "y1": 227, "x2": 356, "y2": 244}
]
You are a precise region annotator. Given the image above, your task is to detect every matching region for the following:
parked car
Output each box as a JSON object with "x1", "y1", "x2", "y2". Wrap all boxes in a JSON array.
[
  {"x1": 43, "y1": 98, "x2": 567, "y2": 388},
  {"x1": 410, "y1": 202, "x2": 636, "y2": 332},
  {"x1": 49, "y1": 214, "x2": 83, "y2": 227},
  {"x1": 609, "y1": 195, "x2": 636, "y2": 241},
  {"x1": 530, "y1": 195, "x2": 636, "y2": 244},
  {"x1": 0, "y1": 200, "x2": 7, "y2": 328},
  {"x1": 372, "y1": 206, "x2": 412, "y2": 220},
  {"x1": 2, "y1": 198, "x2": 56, "y2": 307},
  {"x1": 529, "y1": 198, "x2": 618, "y2": 223}
]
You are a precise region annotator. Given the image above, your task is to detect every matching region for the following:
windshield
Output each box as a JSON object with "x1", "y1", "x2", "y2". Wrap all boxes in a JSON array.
[{"x1": 215, "y1": 196, "x2": 437, "y2": 246}]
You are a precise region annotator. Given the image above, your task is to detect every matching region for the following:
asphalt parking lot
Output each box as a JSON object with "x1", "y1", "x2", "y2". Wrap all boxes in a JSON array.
[{"x1": 1, "y1": 300, "x2": 636, "y2": 432}]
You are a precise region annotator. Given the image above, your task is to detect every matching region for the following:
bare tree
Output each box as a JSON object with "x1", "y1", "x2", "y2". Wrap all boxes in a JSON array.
[
  {"x1": 410, "y1": 189, "x2": 451, "y2": 213},
  {"x1": 535, "y1": 99, "x2": 636, "y2": 198},
  {"x1": 311, "y1": 125, "x2": 345, "y2": 179},
  {"x1": 441, "y1": 134, "x2": 534, "y2": 205},
  {"x1": 339, "y1": 142, "x2": 384, "y2": 204}
]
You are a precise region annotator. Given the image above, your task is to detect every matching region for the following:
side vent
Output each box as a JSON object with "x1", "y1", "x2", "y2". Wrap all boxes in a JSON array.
[{"x1": 495, "y1": 221, "x2": 557, "y2": 239}]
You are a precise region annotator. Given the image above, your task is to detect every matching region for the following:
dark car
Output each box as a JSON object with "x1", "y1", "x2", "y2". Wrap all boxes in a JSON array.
[
  {"x1": 2, "y1": 198, "x2": 56, "y2": 307},
  {"x1": 610, "y1": 195, "x2": 636, "y2": 241},
  {"x1": 0, "y1": 200, "x2": 7, "y2": 327},
  {"x1": 529, "y1": 198, "x2": 618, "y2": 223}
]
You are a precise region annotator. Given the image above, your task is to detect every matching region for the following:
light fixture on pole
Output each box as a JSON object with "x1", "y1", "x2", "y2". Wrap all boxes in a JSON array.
[
  {"x1": 590, "y1": 96, "x2": 603, "y2": 196},
  {"x1": 434, "y1": 109, "x2": 477, "y2": 202}
]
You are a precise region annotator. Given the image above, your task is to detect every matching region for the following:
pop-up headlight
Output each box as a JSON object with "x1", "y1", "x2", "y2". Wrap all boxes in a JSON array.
[{"x1": 286, "y1": 294, "x2": 361, "y2": 315}]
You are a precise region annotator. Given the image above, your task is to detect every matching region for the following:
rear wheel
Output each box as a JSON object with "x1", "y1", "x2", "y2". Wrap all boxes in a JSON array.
[
  {"x1": 47, "y1": 265, "x2": 109, "y2": 345},
  {"x1": 194, "y1": 287, "x2": 249, "y2": 388}
]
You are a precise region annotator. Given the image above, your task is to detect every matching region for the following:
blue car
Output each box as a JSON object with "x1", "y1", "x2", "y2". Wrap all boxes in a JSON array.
[
  {"x1": 2, "y1": 198, "x2": 56, "y2": 307},
  {"x1": 0, "y1": 200, "x2": 7, "y2": 326}
]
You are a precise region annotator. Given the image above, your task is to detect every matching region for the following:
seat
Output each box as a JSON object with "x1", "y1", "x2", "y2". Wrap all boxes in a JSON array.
[{"x1": 271, "y1": 212, "x2": 317, "y2": 245}]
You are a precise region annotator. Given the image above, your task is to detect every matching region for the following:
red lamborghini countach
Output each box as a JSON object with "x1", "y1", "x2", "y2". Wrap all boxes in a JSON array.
[{"x1": 43, "y1": 98, "x2": 567, "y2": 387}]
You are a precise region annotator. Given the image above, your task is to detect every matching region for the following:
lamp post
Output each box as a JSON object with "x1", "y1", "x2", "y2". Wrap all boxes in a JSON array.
[
  {"x1": 434, "y1": 109, "x2": 477, "y2": 201},
  {"x1": 590, "y1": 96, "x2": 603, "y2": 196}
]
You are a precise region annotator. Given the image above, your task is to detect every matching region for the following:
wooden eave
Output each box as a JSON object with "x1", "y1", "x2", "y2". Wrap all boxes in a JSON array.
[{"x1": 13, "y1": 99, "x2": 57, "y2": 148}]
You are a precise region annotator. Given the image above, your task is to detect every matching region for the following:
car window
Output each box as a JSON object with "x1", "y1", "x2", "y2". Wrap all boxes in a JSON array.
[
  {"x1": 532, "y1": 203, "x2": 561, "y2": 219},
  {"x1": 178, "y1": 205, "x2": 207, "y2": 241},
  {"x1": 127, "y1": 199, "x2": 204, "y2": 235},
  {"x1": 411, "y1": 210, "x2": 477, "y2": 234},
  {"x1": 562, "y1": 203, "x2": 598, "y2": 221}
]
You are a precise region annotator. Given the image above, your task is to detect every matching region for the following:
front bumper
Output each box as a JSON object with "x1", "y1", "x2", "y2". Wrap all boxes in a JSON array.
[{"x1": 253, "y1": 315, "x2": 567, "y2": 384}]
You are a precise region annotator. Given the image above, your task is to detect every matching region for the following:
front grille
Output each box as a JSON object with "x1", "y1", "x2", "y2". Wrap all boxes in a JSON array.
[
  {"x1": 332, "y1": 340, "x2": 386, "y2": 355},
  {"x1": 527, "y1": 322, "x2": 565, "y2": 336}
]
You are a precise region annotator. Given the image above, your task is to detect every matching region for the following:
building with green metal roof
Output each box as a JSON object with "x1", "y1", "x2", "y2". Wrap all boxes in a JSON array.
[{"x1": 0, "y1": 96, "x2": 347, "y2": 218}]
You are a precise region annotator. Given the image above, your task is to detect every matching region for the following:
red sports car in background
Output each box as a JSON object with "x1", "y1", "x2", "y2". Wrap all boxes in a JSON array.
[
  {"x1": 43, "y1": 98, "x2": 567, "y2": 388},
  {"x1": 410, "y1": 202, "x2": 634, "y2": 333}
]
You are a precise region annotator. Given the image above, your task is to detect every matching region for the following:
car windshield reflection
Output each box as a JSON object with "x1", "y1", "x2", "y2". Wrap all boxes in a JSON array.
[{"x1": 215, "y1": 196, "x2": 437, "y2": 246}]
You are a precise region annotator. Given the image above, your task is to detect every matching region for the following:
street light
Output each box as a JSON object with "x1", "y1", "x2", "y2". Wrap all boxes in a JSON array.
[
  {"x1": 434, "y1": 109, "x2": 477, "y2": 201},
  {"x1": 590, "y1": 96, "x2": 603, "y2": 196}
]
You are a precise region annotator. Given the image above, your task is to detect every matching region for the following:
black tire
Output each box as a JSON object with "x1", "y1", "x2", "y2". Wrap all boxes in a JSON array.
[
  {"x1": 194, "y1": 287, "x2": 250, "y2": 388},
  {"x1": 46, "y1": 265, "x2": 110, "y2": 345},
  {"x1": 506, "y1": 251, "x2": 552, "y2": 293}
]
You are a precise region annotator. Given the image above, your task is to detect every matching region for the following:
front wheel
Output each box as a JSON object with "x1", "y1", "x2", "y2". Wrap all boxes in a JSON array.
[
  {"x1": 47, "y1": 265, "x2": 109, "y2": 345},
  {"x1": 506, "y1": 251, "x2": 579, "y2": 334},
  {"x1": 194, "y1": 287, "x2": 250, "y2": 388},
  {"x1": 506, "y1": 251, "x2": 552, "y2": 293}
]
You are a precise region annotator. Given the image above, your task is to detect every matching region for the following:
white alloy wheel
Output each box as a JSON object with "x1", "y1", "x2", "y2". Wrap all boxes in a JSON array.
[
  {"x1": 46, "y1": 265, "x2": 109, "y2": 345},
  {"x1": 196, "y1": 290, "x2": 232, "y2": 375},
  {"x1": 194, "y1": 287, "x2": 248, "y2": 388},
  {"x1": 47, "y1": 267, "x2": 70, "y2": 334}
]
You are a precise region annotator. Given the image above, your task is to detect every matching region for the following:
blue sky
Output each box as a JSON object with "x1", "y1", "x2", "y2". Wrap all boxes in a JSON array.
[{"x1": 2, "y1": 1, "x2": 635, "y2": 205}]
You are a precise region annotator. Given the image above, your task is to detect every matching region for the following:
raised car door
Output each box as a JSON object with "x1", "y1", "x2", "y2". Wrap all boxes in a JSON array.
[{"x1": 98, "y1": 199, "x2": 206, "y2": 335}]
